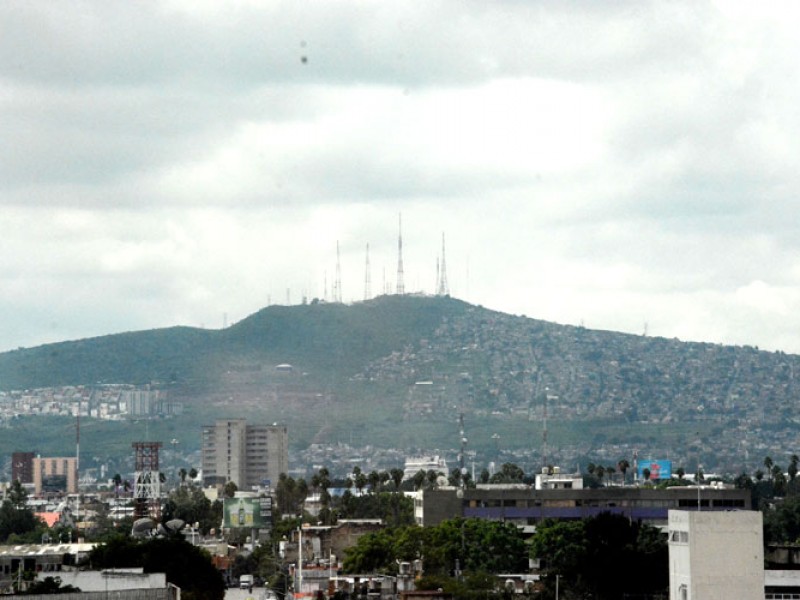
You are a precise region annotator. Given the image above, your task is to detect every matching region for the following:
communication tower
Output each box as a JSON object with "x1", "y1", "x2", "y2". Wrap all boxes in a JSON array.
[
  {"x1": 437, "y1": 233, "x2": 449, "y2": 296},
  {"x1": 396, "y1": 213, "x2": 405, "y2": 295},
  {"x1": 334, "y1": 241, "x2": 343, "y2": 303},
  {"x1": 132, "y1": 441, "x2": 162, "y2": 520},
  {"x1": 458, "y1": 413, "x2": 468, "y2": 487},
  {"x1": 364, "y1": 243, "x2": 372, "y2": 300}
]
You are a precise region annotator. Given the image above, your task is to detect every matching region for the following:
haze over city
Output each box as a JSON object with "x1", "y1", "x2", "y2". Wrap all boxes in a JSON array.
[{"x1": 2, "y1": 1, "x2": 800, "y2": 353}]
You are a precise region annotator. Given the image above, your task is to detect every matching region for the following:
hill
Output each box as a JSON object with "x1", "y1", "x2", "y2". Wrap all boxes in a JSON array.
[{"x1": 1, "y1": 294, "x2": 799, "y2": 475}]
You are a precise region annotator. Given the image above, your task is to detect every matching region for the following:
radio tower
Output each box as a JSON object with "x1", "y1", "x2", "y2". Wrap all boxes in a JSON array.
[
  {"x1": 334, "y1": 241, "x2": 342, "y2": 303},
  {"x1": 132, "y1": 441, "x2": 162, "y2": 520},
  {"x1": 458, "y1": 412, "x2": 468, "y2": 488},
  {"x1": 364, "y1": 243, "x2": 372, "y2": 300},
  {"x1": 437, "y1": 233, "x2": 449, "y2": 296},
  {"x1": 396, "y1": 213, "x2": 405, "y2": 295}
]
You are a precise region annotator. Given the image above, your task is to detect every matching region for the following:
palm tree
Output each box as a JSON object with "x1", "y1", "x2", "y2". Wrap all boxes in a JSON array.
[
  {"x1": 606, "y1": 465, "x2": 616, "y2": 485},
  {"x1": 596, "y1": 465, "x2": 606, "y2": 483},
  {"x1": 789, "y1": 455, "x2": 799, "y2": 482},
  {"x1": 368, "y1": 470, "x2": 381, "y2": 493},
  {"x1": 179, "y1": 468, "x2": 188, "y2": 485},
  {"x1": 617, "y1": 459, "x2": 630, "y2": 483},
  {"x1": 390, "y1": 468, "x2": 405, "y2": 492},
  {"x1": 764, "y1": 456, "x2": 774, "y2": 481}
]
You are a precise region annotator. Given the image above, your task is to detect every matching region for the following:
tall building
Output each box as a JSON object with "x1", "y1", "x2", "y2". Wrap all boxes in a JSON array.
[
  {"x1": 201, "y1": 419, "x2": 288, "y2": 490},
  {"x1": 668, "y1": 509, "x2": 764, "y2": 600},
  {"x1": 33, "y1": 456, "x2": 78, "y2": 496},
  {"x1": 11, "y1": 452, "x2": 34, "y2": 484}
]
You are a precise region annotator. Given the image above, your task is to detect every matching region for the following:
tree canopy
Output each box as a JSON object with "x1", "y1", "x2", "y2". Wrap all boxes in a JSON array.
[
  {"x1": 342, "y1": 518, "x2": 526, "y2": 576},
  {"x1": 87, "y1": 535, "x2": 225, "y2": 600},
  {"x1": 530, "y1": 513, "x2": 668, "y2": 600}
]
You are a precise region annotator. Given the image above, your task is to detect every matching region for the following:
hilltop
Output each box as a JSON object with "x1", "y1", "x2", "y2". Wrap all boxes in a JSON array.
[{"x1": 1, "y1": 294, "x2": 798, "y2": 474}]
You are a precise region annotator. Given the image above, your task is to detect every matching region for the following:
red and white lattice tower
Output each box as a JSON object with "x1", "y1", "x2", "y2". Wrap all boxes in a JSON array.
[{"x1": 132, "y1": 441, "x2": 162, "y2": 520}]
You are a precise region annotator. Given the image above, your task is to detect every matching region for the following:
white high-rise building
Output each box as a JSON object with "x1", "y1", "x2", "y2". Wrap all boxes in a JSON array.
[
  {"x1": 201, "y1": 419, "x2": 288, "y2": 490},
  {"x1": 668, "y1": 509, "x2": 763, "y2": 600}
]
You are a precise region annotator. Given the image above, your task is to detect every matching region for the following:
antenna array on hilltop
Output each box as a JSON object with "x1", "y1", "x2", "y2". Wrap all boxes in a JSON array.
[
  {"x1": 333, "y1": 241, "x2": 342, "y2": 303},
  {"x1": 396, "y1": 213, "x2": 405, "y2": 295},
  {"x1": 364, "y1": 243, "x2": 371, "y2": 301},
  {"x1": 437, "y1": 232, "x2": 449, "y2": 296}
]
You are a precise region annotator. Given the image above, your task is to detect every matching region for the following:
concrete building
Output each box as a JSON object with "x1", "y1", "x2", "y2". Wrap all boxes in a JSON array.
[
  {"x1": 417, "y1": 484, "x2": 751, "y2": 527},
  {"x1": 201, "y1": 419, "x2": 288, "y2": 490},
  {"x1": 668, "y1": 509, "x2": 764, "y2": 600},
  {"x1": 11, "y1": 452, "x2": 34, "y2": 484},
  {"x1": 32, "y1": 457, "x2": 77, "y2": 496}
]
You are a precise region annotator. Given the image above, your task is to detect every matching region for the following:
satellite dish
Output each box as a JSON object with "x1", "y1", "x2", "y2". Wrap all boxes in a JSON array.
[
  {"x1": 165, "y1": 519, "x2": 186, "y2": 532},
  {"x1": 131, "y1": 518, "x2": 156, "y2": 537}
]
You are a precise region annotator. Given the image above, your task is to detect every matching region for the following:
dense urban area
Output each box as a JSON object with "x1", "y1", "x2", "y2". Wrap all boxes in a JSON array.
[{"x1": 3, "y1": 297, "x2": 800, "y2": 600}]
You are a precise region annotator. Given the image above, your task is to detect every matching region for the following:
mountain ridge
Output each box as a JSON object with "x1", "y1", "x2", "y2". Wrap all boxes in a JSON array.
[{"x1": 1, "y1": 295, "x2": 797, "y2": 474}]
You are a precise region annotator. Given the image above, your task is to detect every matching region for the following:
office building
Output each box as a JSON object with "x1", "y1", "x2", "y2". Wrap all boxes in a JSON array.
[
  {"x1": 32, "y1": 457, "x2": 78, "y2": 496},
  {"x1": 417, "y1": 483, "x2": 751, "y2": 527},
  {"x1": 668, "y1": 509, "x2": 763, "y2": 600},
  {"x1": 201, "y1": 419, "x2": 288, "y2": 490}
]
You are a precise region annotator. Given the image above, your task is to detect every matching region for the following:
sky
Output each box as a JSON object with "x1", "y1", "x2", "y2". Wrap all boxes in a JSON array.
[{"x1": 2, "y1": 1, "x2": 800, "y2": 355}]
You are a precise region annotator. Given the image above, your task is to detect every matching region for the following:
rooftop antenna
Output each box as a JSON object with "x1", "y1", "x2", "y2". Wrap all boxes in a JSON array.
[
  {"x1": 396, "y1": 213, "x2": 405, "y2": 295},
  {"x1": 458, "y1": 412, "x2": 468, "y2": 488},
  {"x1": 437, "y1": 233, "x2": 449, "y2": 296},
  {"x1": 364, "y1": 243, "x2": 371, "y2": 301}
]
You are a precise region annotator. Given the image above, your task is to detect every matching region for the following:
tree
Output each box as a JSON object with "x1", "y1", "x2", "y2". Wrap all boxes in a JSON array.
[
  {"x1": 368, "y1": 470, "x2": 381, "y2": 493},
  {"x1": 531, "y1": 513, "x2": 668, "y2": 600},
  {"x1": 88, "y1": 535, "x2": 225, "y2": 600},
  {"x1": 0, "y1": 480, "x2": 41, "y2": 543},
  {"x1": 223, "y1": 481, "x2": 238, "y2": 498},
  {"x1": 617, "y1": 459, "x2": 630, "y2": 483},
  {"x1": 390, "y1": 468, "x2": 405, "y2": 492},
  {"x1": 765, "y1": 456, "x2": 774, "y2": 481},
  {"x1": 489, "y1": 463, "x2": 524, "y2": 484},
  {"x1": 788, "y1": 455, "x2": 799, "y2": 484},
  {"x1": 21, "y1": 576, "x2": 81, "y2": 595},
  {"x1": 162, "y1": 486, "x2": 220, "y2": 534}
]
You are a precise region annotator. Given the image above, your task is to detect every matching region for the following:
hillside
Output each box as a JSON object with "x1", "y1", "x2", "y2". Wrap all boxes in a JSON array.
[{"x1": 1, "y1": 294, "x2": 799, "y2": 475}]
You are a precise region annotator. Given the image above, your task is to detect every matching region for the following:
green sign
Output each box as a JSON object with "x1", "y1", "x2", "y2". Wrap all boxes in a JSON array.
[{"x1": 223, "y1": 497, "x2": 268, "y2": 529}]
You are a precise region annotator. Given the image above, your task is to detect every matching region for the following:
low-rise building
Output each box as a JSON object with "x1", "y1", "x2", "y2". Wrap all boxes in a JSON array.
[{"x1": 417, "y1": 484, "x2": 751, "y2": 527}]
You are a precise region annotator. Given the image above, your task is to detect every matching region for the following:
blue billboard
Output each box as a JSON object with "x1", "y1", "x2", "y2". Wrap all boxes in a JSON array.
[{"x1": 638, "y1": 459, "x2": 672, "y2": 481}]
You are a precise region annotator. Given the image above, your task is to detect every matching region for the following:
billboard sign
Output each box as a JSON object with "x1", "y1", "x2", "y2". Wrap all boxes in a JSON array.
[
  {"x1": 638, "y1": 459, "x2": 672, "y2": 481},
  {"x1": 223, "y1": 497, "x2": 269, "y2": 529}
]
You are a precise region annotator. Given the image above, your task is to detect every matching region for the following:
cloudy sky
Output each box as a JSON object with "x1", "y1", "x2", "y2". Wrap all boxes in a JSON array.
[{"x1": 2, "y1": 1, "x2": 800, "y2": 355}]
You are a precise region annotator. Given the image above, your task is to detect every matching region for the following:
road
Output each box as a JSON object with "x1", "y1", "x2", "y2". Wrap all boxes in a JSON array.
[{"x1": 225, "y1": 586, "x2": 261, "y2": 600}]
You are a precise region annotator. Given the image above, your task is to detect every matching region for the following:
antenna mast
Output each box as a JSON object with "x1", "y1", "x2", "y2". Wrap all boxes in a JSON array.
[
  {"x1": 364, "y1": 243, "x2": 371, "y2": 301},
  {"x1": 437, "y1": 233, "x2": 449, "y2": 296},
  {"x1": 334, "y1": 241, "x2": 342, "y2": 303},
  {"x1": 458, "y1": 412, "x2": 468, "y2": 487},
  {"x1": 396, "y1": 213, "x2": 405, "y2": 295},
  {"x1": 543, "y1": 387, "x2": 549, "y2": 471}
]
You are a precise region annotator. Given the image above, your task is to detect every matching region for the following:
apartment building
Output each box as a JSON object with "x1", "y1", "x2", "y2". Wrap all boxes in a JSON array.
[
  {"x1": 201, "y1": 419, "x2": 288, "y2": 490},
  {"x1": 32, "y1": 457, "x2": 78, "y2": 496}
]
